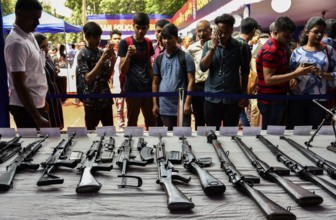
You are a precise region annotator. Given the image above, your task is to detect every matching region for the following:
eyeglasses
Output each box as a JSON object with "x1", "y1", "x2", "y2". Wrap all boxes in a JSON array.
[{"x1": 309, "y1": 30, "x2": 324, "y2": 35}]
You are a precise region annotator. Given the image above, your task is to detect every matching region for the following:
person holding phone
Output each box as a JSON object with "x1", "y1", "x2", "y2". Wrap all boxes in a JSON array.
[{"x1": 287, "y1": 17, "x2": 336, "y2": 129}]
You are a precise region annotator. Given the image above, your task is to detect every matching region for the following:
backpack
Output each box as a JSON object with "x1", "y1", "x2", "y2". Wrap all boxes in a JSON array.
[{"x1": 155, "y1": 48, "x2": 187, "y2": 76}]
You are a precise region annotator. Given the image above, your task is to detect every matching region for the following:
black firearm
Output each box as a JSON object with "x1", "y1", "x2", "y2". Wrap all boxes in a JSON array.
[
  {"x1": 0, "y1": 136, "x2": 22, "y2": 164},
  {"x1": 180, "y1": 136, "x2": 226, "y2": 195},
  {"x1": 206, "y1": 131, "x2": 295, "y2": 220},
  {"x1": 0, "y1": 136, "x2": 48, "y2": 191},
  {"x1": 76, "y1": 133, "x2": 113, "y2": 193},
  {"x1": 156, "y1": 134, "x2": 195, "y2": 210},
  {"x1": 305, "y1": 100, "x2": 336, "y2": 150},
  {"x1": 232, "y1": 136, "x2": 323, "y2": 206},
  {"x1": 37, "y1": 133, "x2": 78, "y2": 186},
  {"x1": 116, "y1": 135, "x2": 147, "y2": 187},
  {"x1": 137, "y1": 137, "x2": 154, "y2": 163},
  {"x1": 257, "y1": 134, "x2": 336, "y2": 199},
  {"x1": 281, "y1": 136, "x2": 336, "y2": 179}
]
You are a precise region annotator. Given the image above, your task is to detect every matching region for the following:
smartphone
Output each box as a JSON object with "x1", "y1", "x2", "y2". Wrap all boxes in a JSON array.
[{"x1": 302, "y1": 62, "x2": 313, "y2": 67}]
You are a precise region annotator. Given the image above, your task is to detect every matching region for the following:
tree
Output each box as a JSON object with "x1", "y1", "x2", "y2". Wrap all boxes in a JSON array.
[{"x1": 2, "y1": 0, "x2": 15, "y2": 16}]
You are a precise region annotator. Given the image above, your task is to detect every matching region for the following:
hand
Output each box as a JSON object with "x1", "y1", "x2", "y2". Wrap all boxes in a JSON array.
[
  {"x1": 239, "y1": 99, "x2": 249, "y2": 108},
  {"x1": 289, "y1": 78, "x2": 298, "y2": 89},
  {"x1": 36, "y1": 115, "x2": 51, "y2": 130},
  {"x1": 210, "y1": 27, "x2": 219, "y2": 49},
  {"x1": 152, "y1": 104, "x2": 159, "y2": 117},
  {"x1": 183, "y1": 103, "x2": 192, "y2": 115},
  {"x1": 295, "y1": 63, "x2": 318, "y2": 76},
  {"x1": 127, "y1": 45, "x2": 137, "y2": 57}
]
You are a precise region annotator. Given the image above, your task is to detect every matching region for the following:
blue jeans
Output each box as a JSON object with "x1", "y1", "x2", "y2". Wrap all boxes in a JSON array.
[{"x1": 257, "y1": 101, "x2": 285, "y2": 130}]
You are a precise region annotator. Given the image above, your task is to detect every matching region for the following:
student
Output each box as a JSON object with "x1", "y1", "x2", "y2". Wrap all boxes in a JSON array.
[
  {"x1": 77, "y1": 21, "x2": 116, "y2": 130},
  {"x1": 152, "y1": 24, "x2": 195, "y2": 130},
  {"x1": 4, "y1": 0, "x2": 50, "y2": 129},
  {"x1": 118, "y1": 12, "x2": 156, "y2": 129},
  {"x1": 288, "y1": 17, "x2": 336, "y2": 129}
]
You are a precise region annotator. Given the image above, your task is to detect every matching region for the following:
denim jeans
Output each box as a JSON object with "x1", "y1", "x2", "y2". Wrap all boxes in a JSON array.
[{"x1": 257, "y1": 101, "x2": 285, "y2": 130}]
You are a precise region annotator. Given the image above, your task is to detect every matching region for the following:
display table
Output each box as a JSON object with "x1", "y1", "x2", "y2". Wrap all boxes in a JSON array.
[{"x1": 1, "y1": 132, "x2": 336, "y2": 219}]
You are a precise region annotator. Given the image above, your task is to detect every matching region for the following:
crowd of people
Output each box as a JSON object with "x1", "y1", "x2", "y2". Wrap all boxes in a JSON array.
[{"x1": 5, "y1": 0, "x2": 336, "y2": 131}]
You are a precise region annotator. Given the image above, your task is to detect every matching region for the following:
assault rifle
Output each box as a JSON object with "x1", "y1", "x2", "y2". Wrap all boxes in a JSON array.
[
  {"x1": 206, "y1": 131, "x2": 295, "y2": 220},
  {"x1": 37, "y1": 133, "x2": 78, "y2": 186},
  {"x1": 76, "y1": 133, "x2": 113, "y2": 193},
  {"x1": 0, "y1": 136, "x2": 48, "y2": 191},
  {"x1": 156, "y1": 134, "x2": 194, "y2": 210},
  {"x1": 180, "y1": 136, "x2": 226, "y2": 195},
  {"x1": 257, "y1": 134, "x2": 336, "y2": 199},
  {"x1": 281, "y1": 136, "x2": 336, "y2": 179},
  {"x1": 232, "y1": 136, "x2": 323, "y2": 206},
  {"x1": 0, "y1": 136, "x2": 22, "y2": 164},
  {"x1": 116, "y1": 135, "x2": 147, "y2": 187}
]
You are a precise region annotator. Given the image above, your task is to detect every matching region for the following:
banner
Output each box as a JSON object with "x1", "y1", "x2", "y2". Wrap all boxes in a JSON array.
[
  {"x1": 87, "y1": 14, "x2": 172, "y2": 40},
  {"x1": 171, "y1": 0, "x2": 231, "y2": 29}
]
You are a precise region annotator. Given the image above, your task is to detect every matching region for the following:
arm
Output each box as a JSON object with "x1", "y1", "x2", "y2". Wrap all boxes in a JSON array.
[
  {"x1": 200, "y1": 28, "x2": 219, "y2": 71},
  {"x1": 152, "y1": 75, "x2": 161, "y2": 117},
  {"x1": 184, "y1": 72, "x2": 194, "y2": 115},
  {"x1": 84, "y1": 48, "x2": 116, "y2": 83},
  {"x1": 119, "y1": 44, "x2": 136, "y2": 76},
  {"x1": 12, "y1": 72, "x2": 50, "y2": 128},
  {"x1": 263, "y1": 64, "x2": 316, "y2": 86}
]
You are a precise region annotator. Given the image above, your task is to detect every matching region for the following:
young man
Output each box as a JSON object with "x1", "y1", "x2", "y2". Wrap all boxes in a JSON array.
[
  {"x1": 200, "y1": 14, "x2": 250, "y2": 130},
  {"x1": 110, "y1": 29, "x2": 126, "y2": 129},
  {"x1": 152, "y1": 19, "x2": 170, "y2": 62},
  {"x1": 152, "y1": 24, "x2": 195, "y2": 130},
  {"x1": 187, "y1": 20, "x2": 212, "y2": 129},
  {"x1": 256, "y1": 16, "x2": 316, "y2": 129},
  {"x1": 118, "y1": 12, "x2": 156, "y2": 129},
  {"x1": 77, "y1": 21, "x2": 116, "y2": 130},
  {"x1": 5, "y1": 0, "x2": 50, "y2": 129}
]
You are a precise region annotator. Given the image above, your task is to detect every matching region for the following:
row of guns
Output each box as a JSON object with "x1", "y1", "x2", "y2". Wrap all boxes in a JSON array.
[{"x1": 1, "y1": 131, "x2": 336, "y2": 219}]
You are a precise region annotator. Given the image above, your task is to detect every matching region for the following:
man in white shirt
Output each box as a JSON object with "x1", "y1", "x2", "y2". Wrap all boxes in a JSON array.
[{"x1": 5, "y1": 0, "x2": 50, "y2": 129}]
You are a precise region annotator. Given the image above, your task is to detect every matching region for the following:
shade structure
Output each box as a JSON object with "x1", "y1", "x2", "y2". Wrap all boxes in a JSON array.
[{"x1": 2, "y1": 11, "x2": 82, "y2": 34}]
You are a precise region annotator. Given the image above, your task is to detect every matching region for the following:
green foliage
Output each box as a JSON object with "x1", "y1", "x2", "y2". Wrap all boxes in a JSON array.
[{"x1": 2, "y1": 0, "x2": 15, "y2": 16}]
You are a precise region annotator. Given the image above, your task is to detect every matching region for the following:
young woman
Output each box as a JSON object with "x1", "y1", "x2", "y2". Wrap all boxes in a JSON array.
[
  {"x1": 34, "y1": 33, "x2": 64, "y2": 129},
  {"x1": 288, "y1": 17, "x2": 336, "y2": 129}
]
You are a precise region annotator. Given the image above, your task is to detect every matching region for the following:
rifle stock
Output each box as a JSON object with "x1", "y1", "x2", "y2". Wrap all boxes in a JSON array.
[
  {"x1": 206, "y1": 131, "x2": 295, "y2": 220},
  {"x1": 258, "y1": 134, "x2": 336, "y2": 199},
  {"x1": 232, "y1": 136, "x2": 322, "y2": 206},
  {"x1": 158, "y1": 178, "x2": 194, "y2": 210},
  {"x1": 76, "y1": 167, "x2": 101, "y2": 193}
]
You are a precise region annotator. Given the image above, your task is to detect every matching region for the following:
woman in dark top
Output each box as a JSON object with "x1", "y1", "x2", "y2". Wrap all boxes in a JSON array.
[{"x1": 34, "y1": 33, "x2": 64, "y2": 129}]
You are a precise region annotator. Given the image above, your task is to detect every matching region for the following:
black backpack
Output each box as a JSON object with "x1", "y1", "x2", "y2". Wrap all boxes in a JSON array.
[{"x1": 155, "y1": 48, "x2": 187, "y2": 76}]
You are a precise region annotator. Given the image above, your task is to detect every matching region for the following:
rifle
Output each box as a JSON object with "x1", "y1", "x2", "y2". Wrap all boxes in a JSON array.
[
  {"x1": 206, "y1": 131, "x2": 295, "y2": 220},
  {"x1": 137, "y1": 137, "x2": 154, "y2": 163},
  {"x1": 76, "y1": 133, "x2": 113, "y2": 193},
  {"x1": 116, "y1": 135, "x2": 147, "y2": 187},
  {"x1": 232, "y1": 136, "x2": 323, "y2": 206},
  {"x1": 281, "y1": 136, "x2": 336, "y2": 179},
  {"x1": 305, "y1": 100, "x2": 336, "y2": 151},
  {"x1": 155, "y1": 134, "x2": 194, "y2": 210},
  {"x1": 180, "y1": 136, "x2": 226, "y2": 195},
  {"x1": 37, "y1": 133, "x2": 78, "y2": 186},
  {"x1": 257, "y1": 134, "x2": 336, "y2": 199},
  {"x1": 0, "y1": 136, "x2": 22, "y2": 164},
  {"x1": 0, "y1": 136, "x2": 48, "y2": 191}
]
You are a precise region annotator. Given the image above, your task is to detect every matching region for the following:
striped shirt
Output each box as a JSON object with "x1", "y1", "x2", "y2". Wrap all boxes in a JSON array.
[{"x1": 256, "y1": 38, "x2": 289, "y2": 104}]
